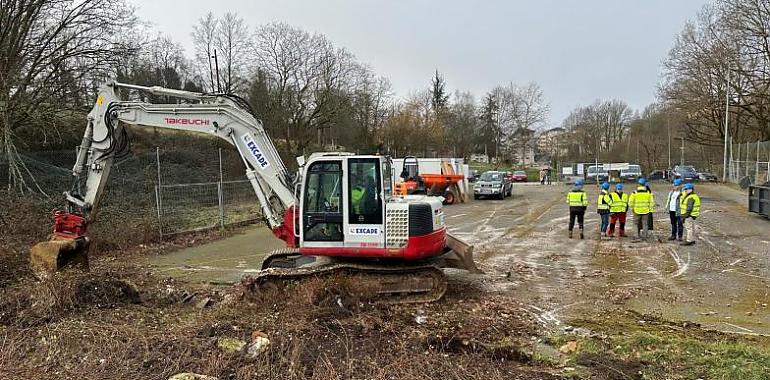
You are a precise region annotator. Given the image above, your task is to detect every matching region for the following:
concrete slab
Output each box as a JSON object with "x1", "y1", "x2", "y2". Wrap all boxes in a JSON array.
[{"x1": 144, "y1": 226, "x2": 284, "y2": 284}]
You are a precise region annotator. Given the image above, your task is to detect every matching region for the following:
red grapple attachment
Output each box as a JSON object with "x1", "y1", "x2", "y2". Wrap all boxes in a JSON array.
[{"x1": 29, "y1": 211, "x2": 90, "y2": 279}]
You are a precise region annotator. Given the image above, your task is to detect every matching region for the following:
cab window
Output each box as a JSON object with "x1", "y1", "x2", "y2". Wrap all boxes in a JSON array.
[
  {"x1": 348, "y1": 158, "x2": 382, "y2": 224},
  {"x1": 303, "y1": 161, "x2": 343, "y2": 241}
]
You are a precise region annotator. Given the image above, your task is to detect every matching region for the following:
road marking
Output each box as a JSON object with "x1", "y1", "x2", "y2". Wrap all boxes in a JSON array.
[
  {"x1": 729, "y1": 259, "x2": 744, "y2": 266},
  {"x1": 448, "y1": 213, "x2": 467, "y2": 218}
]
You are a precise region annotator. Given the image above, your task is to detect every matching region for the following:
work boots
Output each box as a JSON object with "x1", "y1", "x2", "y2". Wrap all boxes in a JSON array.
[
  {"x1": 579, "y1": 228, "x2": 584, "y2": 240},
  {"x1": 568, "y1": 230, "x2": 573, "y2": 239}
]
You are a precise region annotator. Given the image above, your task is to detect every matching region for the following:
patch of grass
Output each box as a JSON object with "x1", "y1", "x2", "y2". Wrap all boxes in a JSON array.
[{"x1": 548, "y1": 311, "x2": 770, "y2": 379}]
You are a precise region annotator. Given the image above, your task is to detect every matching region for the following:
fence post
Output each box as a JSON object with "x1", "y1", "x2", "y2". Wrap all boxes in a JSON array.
[
  {"x1": 155, "y1": 185, "x2": 163, "y2": 241},
  {"x1": 746, "y1": 142, "x2": 750, "y2": 179},
  {"x1": 757, "y1": 140, "x2": 760, "y2": 182},
  {"x1": 155, "y1": 147, "x2": 163, "y2": 240},
  {"x1": 218, "y1": 181, "x2": 225, "y2": 229},
  {"x1": 218, "y1": 148, "x2": 225, "y2": 229}
]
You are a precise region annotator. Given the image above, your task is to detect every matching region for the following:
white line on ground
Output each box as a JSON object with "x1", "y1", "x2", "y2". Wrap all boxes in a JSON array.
[
  {"x1": 448, "y1": 213, "x2": 467, "y2": 218},
  {"x1": 723, "y1": 322, "x2": 754, "y2": 333},
  {"x1": 667, "y1": 247, "x2": 690, "y2": 278}
]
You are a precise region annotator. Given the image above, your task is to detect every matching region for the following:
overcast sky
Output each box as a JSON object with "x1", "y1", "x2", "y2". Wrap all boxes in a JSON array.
[{"x1": 132, "y1": 0, "x2": 708, "y2": 127}]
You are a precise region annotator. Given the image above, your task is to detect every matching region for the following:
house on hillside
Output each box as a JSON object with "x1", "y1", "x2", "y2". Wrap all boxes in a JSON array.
[{"x1": 536, "y1": 127, "x2": 569, "y2": 161}]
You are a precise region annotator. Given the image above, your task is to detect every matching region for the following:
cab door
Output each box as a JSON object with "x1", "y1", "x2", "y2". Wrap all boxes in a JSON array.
[
  {"x1": 300, "y1": 160, "x2": 344, "y2": 247},
  {"x1": 345, "y1": 158, "x2": 386, "y2": 249}
]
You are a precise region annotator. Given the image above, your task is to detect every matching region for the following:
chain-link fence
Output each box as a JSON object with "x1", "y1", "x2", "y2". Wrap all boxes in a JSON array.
[
  {"x1": 156, "y1": 180, "x2": 261, "y2": 237},
  {"x1": 1, "y1": 143, "x2": 263, "y2": 242},
  {"x1": 727, "y1": 140, "x2": 770, "y2": 186}
]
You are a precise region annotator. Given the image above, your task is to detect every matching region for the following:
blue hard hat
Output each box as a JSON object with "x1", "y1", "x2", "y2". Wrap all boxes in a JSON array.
[
  {"x1": 683, "y1": 182, "x2": 694, "y2": 190},
  {"x1": 601, "y1": 182, "x2": 610, "y2": 190},
  {"x1": 575, "y1": 178, "x2": 584, "y2": 186},
  {"x1": 616, "y1": 183, "x2": 624, "y2": 190},
  {"x1": 638, "y1": 178, "x2": 647, "y2": 185},
  {"x1": 672, "y1": 178, "x2": 682, "y2": 186}
]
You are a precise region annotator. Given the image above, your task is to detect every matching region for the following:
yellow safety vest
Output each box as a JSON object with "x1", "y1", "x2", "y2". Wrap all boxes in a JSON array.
[
  {"x1": 679, "y1": 192, "x2": 701, "y2": 217},
  {"x1": 609, "y1": 192, "x2": 629, "y2": 213},
  {"x1": 597, "y1": 190, "x2": 611, "y2": 211},
  {"x1": 629, "y1": 186, "x2": 654, "y2": 214},
  {"x1": 567, "y1": 190, "x2": 588, "y2": 207},
  {"x1": 351, "y1": 186, "x2": 366, "y2": 214}
]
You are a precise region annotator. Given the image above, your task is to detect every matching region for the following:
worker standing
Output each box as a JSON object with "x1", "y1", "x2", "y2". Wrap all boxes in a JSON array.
[
  {"x1": 665, "y1": 179, "x2": 684, "y2": 241},
  {"x1": 607, "y1": 183, "x2": 628, "y2": 237},
  {"x1": 679, "y1": 183, "x2": 701, "y2": 246},
  {"x1": 566, "y1": 178, "x2": 588, "y2": 239},
  {"x1": 628, "y1": 178, "x2": 654, "y2": 241},
  {"x1": 597, "y1": 182, "x2": 612, "y2": 237}
]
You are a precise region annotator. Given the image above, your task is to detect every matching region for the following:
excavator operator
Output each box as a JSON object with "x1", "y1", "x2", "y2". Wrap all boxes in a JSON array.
[{"x1": 351, "y1": 169, "x2": 378, "y2": 220}]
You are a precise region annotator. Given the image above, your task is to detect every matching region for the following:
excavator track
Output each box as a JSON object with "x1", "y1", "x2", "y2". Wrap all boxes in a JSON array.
[{"x1": 250, "y1": 249, "x2": 448, "y2": 304}]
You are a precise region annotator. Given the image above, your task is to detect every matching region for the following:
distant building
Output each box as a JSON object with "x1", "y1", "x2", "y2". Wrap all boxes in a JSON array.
[
  {"x1": 510, "y1": 144, "x2": 536, "y2": 166},
  {"x1": 470, "y1": 154, "x2": 489, "y2": 163},
  {"x1": 537, "y1": 127, "x2": 568, "y2": 160}
]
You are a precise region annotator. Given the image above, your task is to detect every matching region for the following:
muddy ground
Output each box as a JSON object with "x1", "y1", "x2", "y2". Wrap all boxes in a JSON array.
[{"x1": 2, "y1": 182, "x2": 770, "y2": 379}]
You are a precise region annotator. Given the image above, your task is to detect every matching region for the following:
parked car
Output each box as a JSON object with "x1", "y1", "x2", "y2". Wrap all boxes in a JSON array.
[
  {"x1": 586, "y1": 165, "x2": 609, "y2": 183},
  {"x1": 698, "y1": 172, "x2": 718, "y2": 182},
  {"x1": 510, "y1": 170, "x2": 528, "y2": 182},
  {"x1": 672, "y1": 165, "x2": 698, "y2": 182},
  {"x1": 620, "y1": 164, "x2": 642, "y2": 182},
  {"x1": 473, "y1": 171, "x2": 512, "y2": 200},
  {"x1": 648, "y1": 170, "x2": 666, "y2": 181}
]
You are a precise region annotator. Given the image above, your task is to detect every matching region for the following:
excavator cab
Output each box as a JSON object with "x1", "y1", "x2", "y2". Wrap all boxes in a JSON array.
[{"x1": 300, "y1": 154, "x2": 388, "y2": 251}]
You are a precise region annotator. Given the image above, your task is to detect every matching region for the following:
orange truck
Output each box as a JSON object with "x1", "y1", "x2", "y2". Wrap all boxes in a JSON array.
[{"x1": 393, "y1": 156, "x2": 465, "y2": 204}]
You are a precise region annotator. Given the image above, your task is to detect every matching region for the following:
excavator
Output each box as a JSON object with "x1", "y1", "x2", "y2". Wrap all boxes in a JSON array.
[{"x1": 29, "y1": 81, "x2": 479, "y2": 303}]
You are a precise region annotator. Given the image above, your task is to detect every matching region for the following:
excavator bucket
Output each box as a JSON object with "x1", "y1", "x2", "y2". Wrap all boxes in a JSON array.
[
  {"x1": 29, "y1": 237, "x2": 90, "y2": 279},
  {"x1": 442, "y1": 232, "x2": 482, "y2": 273}
]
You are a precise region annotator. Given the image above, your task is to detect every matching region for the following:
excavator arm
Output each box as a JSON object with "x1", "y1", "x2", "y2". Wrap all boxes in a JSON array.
[{"x1": 31, "y1": 82, "x2": 298, "y2": 276}]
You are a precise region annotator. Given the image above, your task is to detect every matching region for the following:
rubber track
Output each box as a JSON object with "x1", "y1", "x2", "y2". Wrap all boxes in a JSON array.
[{"x1": 253, "y1": 249, "x2": 448, "y2": 304}]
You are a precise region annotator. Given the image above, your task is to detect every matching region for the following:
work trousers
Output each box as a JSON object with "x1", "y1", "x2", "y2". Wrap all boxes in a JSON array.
[
  {"x1": 634, "y1": 213, "x2": 650, "y2": 239},
  {"x1": 608, "y1": 212, "x2": 626, "y2": 236},
  {"x1": 669, "y1": 211, "x2": 683, "y2": 239},
  {"x1": 568, "y1": 208, "x2": 586, "y2": 231},
  {"x1": 684, "y1": 217, "x2": 697, "y2": 242},
  {"x1": 599, "y1": 212, "x2": 610, "y2": 234}
]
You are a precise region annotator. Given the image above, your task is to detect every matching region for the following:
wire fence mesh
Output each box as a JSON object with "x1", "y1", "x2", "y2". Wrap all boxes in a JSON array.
[
  {"x1": 727, "y1": 140, "x2": 770, "y2": 186},
  {"x1": 156, "y1": 180, "x2": 262, "y2": 237},
  {"x1": 0, "y1": 144, "x2": 263, "y2": 242}
]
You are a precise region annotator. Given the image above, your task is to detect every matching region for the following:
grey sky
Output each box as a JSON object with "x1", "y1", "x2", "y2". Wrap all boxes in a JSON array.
[{"x1": 132, "y1": 0, "x2": 708, "y2": 127}]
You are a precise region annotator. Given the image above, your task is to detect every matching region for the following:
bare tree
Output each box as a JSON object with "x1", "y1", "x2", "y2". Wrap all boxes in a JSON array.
[
  {"x1": 250, "y1": 22, "x2": 361, "y2": 157},
  {"x1": 0, "y1": 0, "x2": 137, "y2": 192}
]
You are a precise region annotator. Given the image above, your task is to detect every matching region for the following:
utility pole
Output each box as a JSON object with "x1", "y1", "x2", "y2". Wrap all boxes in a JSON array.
[
  {"x1": 667, "y1": 116, "x2": 671, "y2": 170},
  {"x1": 722, "y1": 67, "x2": 731, "y2": 181},
  {"x1": 212, "y1": 49, "x2": 221, "y2": 93},
  {"x1": 680, "y1": 137, "x2": 685, "y2": 166}
]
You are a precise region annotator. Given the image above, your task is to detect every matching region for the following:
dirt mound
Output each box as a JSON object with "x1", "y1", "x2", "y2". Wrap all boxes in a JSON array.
[{"x1": 0, "y1": 272, "x2": 142, "y2": 326}]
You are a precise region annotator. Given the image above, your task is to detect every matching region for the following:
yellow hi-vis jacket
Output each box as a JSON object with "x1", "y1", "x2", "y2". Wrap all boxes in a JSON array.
[
  {"x1": 628, "y1": 186, "x2": 654, "y2": 214},
  {"x1": 610, "y1": 192, "x2": 629, "y2": 213},
  {"x1": 351, "y1": 186, "x2": 366, "y2": 214},
  {"x1": 679, "y1": 192, "x2": 701, "y2": 218},
  {"x1": 597, "y1": 190, "x2": 611, "y2": 212},
  {"x1": 567, "y1": 190, "x2": 588, "y2": 207}
]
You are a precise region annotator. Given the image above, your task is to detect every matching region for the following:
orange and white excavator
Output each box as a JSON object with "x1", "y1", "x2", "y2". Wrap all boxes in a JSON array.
[{"x1": 30, "y1": 81, "x2": 479, "y2": 303}]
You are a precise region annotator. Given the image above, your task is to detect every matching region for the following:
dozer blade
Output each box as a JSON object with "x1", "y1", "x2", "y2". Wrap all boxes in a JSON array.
[
  {"x1": 442, "y1": 232, "x2": 482, "y2": 273},
  {"x1": 29, "y1": 237, "x2": 90, "y2": 279}
]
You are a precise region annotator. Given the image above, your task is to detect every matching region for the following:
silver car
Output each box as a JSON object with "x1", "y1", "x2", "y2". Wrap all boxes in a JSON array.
[{"x1": 473, "y1": 171, "x2": 512, "y2": 200}]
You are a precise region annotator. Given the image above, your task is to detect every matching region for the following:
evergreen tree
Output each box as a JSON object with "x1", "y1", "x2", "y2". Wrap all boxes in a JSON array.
[{"x1": 430, "y1": 70, "x2": 449, "y2": 113}]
